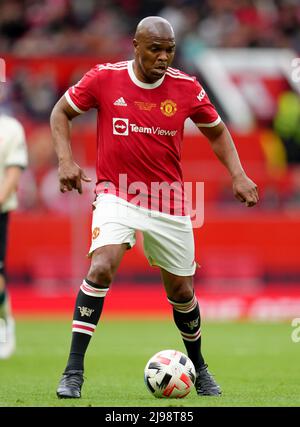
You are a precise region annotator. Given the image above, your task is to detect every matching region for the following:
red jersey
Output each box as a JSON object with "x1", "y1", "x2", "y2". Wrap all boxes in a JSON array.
[{"x1": 65, "y1": 60, "x2": 220, "y2": 214}]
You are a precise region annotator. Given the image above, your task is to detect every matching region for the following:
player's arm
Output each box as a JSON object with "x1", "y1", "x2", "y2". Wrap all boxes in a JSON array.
[
  {"x1": 200, "y1": 121, "x2": 259, "y2": 207},
  {"x1": 50, "y1": 96, "x2": 91, "y2": 194}
]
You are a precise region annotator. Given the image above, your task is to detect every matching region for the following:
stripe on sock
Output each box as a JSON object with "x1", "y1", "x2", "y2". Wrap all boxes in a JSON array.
[
  {"x1": 167, "y1": 294, "x2": 198, "y2": 313},
  {"x1": 180, "y1": 328, "x2": 201, "y2": 342},
  {"x1": 72, "y1": 320, "x2": 96, "y2": 336},
  {"x1": 80, "y1": 280, "x2": 109, "y2": 298}
]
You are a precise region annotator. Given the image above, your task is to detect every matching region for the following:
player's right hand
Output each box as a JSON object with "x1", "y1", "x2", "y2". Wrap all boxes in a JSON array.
[{"x1": 58, "y1": 160, "x2": 91, "y2": 194}]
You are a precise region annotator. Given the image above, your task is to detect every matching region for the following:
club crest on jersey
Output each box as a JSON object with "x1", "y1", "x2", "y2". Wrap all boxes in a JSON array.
[{"x1": 160, "y1": 99, "x2": 177, "y2": 117}]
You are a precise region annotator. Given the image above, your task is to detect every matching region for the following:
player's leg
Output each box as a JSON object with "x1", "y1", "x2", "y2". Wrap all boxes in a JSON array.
[
  {"x1": 160, "y1": 270, "x2": 205, "y2": 371},
  {"x1": 57, "y1": 194, "x2": 137, "y2": 398},
  {"x1": 57, "y1": 243, "x2": 128, "y2": 398},
  {"x1": 161, "y1": 269, "x2": 221, "y2": 396},
  {"x1": 66, "y1": 244, "x2": 127, "y2": 371},
  {"x1": 143, "y1": 212, "x2": 221, "y2": 395},
  {"x1": 143, "y1": 213, "x2": 204, "y2": 369},
  {"x1": 0, "y1": 212, "x2": 15, "y2": 359}
]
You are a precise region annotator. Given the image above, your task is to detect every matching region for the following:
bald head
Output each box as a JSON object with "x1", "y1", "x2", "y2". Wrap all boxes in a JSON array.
[
  {"x1": 135, "y1": 16, "x2": 175, "y2": 41},
  {"x1": 132, "y1": 16, "x2": 176, "y2": 84}
]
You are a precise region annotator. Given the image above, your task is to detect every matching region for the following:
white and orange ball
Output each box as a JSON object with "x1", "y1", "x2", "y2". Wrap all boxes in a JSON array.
[{"x1": 144, "y1": 349, "x2": 196, "y2": 398}]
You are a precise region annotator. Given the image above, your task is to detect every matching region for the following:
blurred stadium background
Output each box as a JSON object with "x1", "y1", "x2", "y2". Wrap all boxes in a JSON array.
[{"x1": 1, "y1": 0, "x2": 300, "y2": 321}]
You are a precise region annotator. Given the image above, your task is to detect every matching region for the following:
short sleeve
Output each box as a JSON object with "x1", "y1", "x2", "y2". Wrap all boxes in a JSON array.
[
  {"x1": 189, "y1": 80, "x2": 221, "y2": 128},
  {"x1": 6, "y1": 120, "x2": 28, "y2": 169},
  {"x1": 65, "y1": 65, "x2": 100, "y2": 113}
]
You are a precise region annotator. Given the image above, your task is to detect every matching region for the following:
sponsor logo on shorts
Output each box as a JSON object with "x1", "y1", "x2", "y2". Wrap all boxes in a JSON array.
[{"x1": 92, "y1": 227, "x2": 100, "y2": 239}]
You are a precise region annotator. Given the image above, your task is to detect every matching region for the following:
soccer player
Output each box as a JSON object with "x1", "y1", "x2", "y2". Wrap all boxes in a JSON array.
[
  {"x1": 0, "y1": 103, "x2": 28, "y2": 359},
  {"x1": 50, "y1": 16, "x2": 259, "y2": 398}
]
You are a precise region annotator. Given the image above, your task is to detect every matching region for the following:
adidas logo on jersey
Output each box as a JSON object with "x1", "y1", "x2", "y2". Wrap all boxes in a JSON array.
[{"x1": 114, "y1": 97, "x2": 127, "y2": 106}]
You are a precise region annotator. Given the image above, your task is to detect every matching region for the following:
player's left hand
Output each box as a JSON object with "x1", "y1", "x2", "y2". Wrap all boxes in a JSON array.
[{"x1": 232, "y1": 173, "x2": 259, "y2": 207}]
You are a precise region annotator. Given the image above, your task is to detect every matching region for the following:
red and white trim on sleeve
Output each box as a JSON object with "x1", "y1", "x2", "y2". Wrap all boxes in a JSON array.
[
  {"x1": 80, "y1": 280, "x2": 109, "y2": 298},
  {"x1": 64, "y1": 90, "x2": 86, "y2": 114},
  {"x1": 167, "y1": 294, "x2": 198, "y2": 313},
  {"x1": 196, "y1": 116, "x2": 221, "y2": 128},
  {"x1": 72, "y1": 320, "x2": 96, "y2": 336}
]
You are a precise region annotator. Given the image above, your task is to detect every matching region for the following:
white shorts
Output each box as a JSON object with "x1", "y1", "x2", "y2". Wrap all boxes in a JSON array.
[{"x1": 88, "y1": 194, "x2": 197, "y2": 277}]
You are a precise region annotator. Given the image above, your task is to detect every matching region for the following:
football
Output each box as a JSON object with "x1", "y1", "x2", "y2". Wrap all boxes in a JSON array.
[{"x1": 144, "y1": 349, "x2": 196, "y2": 398}]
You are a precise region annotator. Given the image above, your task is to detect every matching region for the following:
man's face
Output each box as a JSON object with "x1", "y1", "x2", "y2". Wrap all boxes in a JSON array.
[{"x1": 133, "y1": 35, "x2": 176, "y2": 83}]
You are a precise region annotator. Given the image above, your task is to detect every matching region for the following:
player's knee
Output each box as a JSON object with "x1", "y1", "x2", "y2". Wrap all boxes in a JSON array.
[
  {"x1": 168, "y1": 283, "x2": 194, "y2": 303},
  {"x1": 87, "y1": 262, "x2": 114, "y2": 287}
]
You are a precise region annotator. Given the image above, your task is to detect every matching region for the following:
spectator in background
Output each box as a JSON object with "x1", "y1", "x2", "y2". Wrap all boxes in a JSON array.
[
  {"x1": 273, "y1": 90, "x2": 300, "y2": 164},
  {"x1": 0, "y1": 83, "x2": 28, "y2": 359},
  {"x1": 1, "y1": 0, "x2": 300, "y2": 59}
]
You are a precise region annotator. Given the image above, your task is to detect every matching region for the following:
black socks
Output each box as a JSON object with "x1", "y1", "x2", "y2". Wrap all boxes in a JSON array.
[
  {"x1": 168, "y1": 293, "x2": 205, "y2": 370},
  {"x1": 65, "y1": 279, "x2": 109, "y2": 372}
]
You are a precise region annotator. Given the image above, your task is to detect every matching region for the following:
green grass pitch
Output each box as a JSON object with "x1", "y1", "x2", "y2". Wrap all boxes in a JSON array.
[{"x1": 0, "y1": 317, "x2": 299, "y2": 407}]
